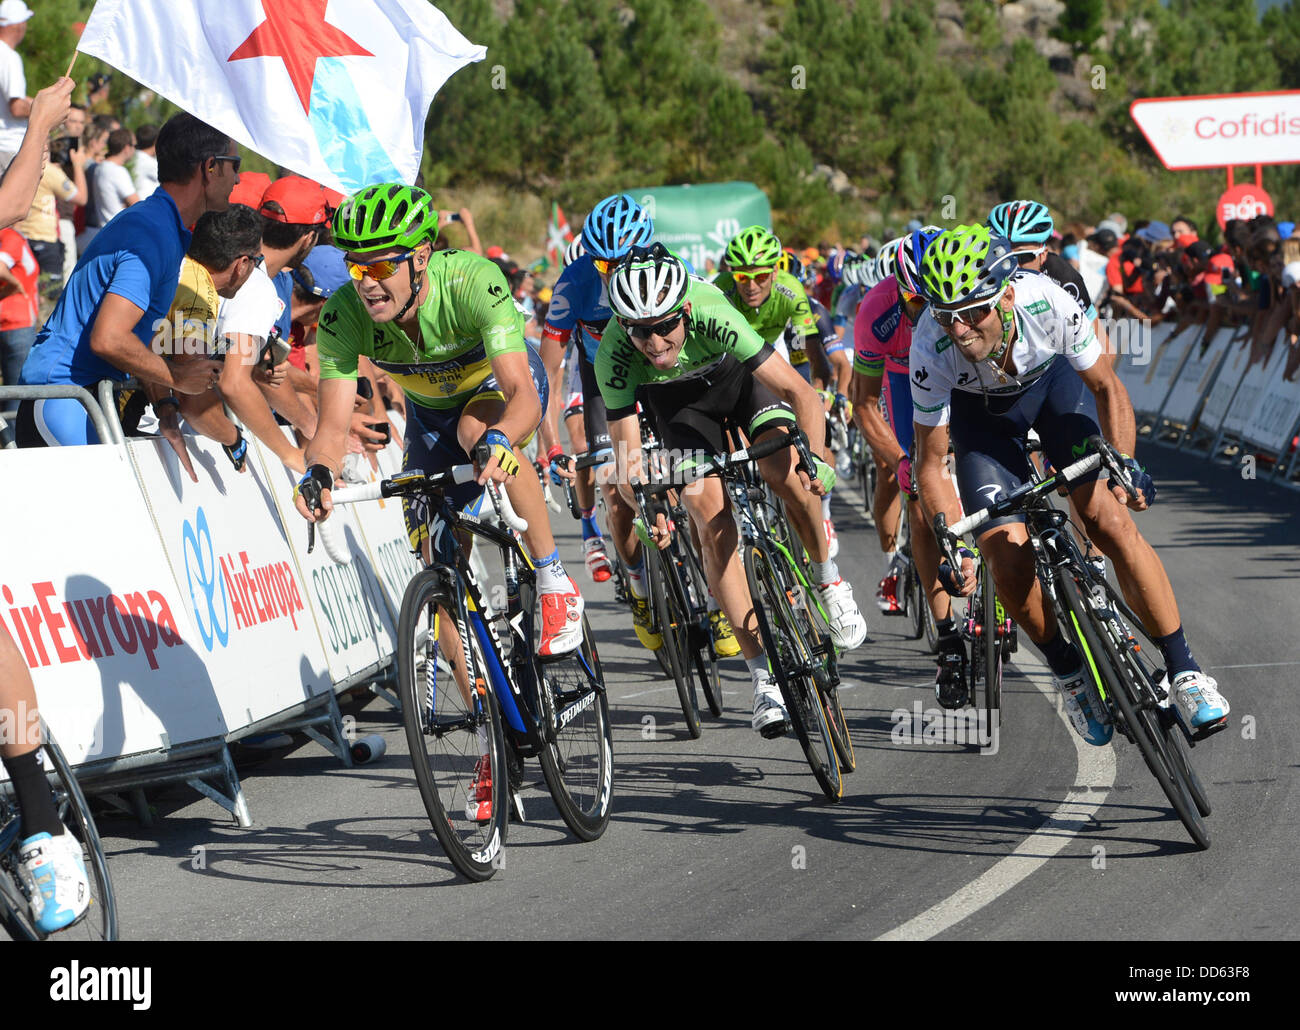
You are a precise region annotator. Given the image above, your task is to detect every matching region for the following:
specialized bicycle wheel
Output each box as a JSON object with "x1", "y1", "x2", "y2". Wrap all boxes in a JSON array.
[
  {"x1": 1059, "y1": 575, "x2": 1209, "y2": 849},
  {"x1": 647, "y1": 548, "x2": 701, "y2": 738},
  {"x1": 0, "y1": 724, "x2": 118, "y2": 941},
  {"x1": 981, "y1": 563, "x2": 1004, "y2": 730},
  {"x1": 398, "y1": 571, "x2": 508, "y2": 881},
  {"x1": 536, "y1": 615, "x2": 614, "y2": 841},
  {"x1": 903, "y1": 556, "x2": 924, "y2": 640},
  {"x1": 679, "y1": 533, "x2": 724, "y2": 718},
  {"x1": 746, "y1": 546, "x2": 842, "y2": 801}
]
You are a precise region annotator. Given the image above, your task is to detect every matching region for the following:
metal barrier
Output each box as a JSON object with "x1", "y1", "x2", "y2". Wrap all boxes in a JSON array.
[{"x1": 0, "y1": 384, "x2": 115, "y2": 445}]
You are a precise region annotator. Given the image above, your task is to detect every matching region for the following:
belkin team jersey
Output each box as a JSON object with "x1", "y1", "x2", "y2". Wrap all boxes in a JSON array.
[
  {"x1": 595, "y1": 277, "x2": 769, "y2": 420},
  {"x1": 542, "y1": 253, "x2": 610, "y2": 365},
  {"x1": 316, "y1": 249, "x2": 525, "y2": 410},
  {"x1": 909, "y1": 271, "x2": 1101, "y2": 428},
  {"x1": 853, "y1": 277, "x2": 911, "y2": 377},
  {"x1": 713, "y1": 268, "x2": 816, "y2": 362}
]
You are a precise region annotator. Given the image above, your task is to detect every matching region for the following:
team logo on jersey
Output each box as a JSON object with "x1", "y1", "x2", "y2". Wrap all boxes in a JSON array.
[
  {"x1": 1025, "y1": 300, "x2": 1051, "y2": 315},
  {"x1": 692, "y1": 315, "x2": 739, "y2": 350},
  {"x1": 912, "y1": 365, "x2": 930, "y2": 386},
  {"x1": 320, "y1": 310, "x2": 340, "y2": 332},
  {"x1": 872, "y1": 305, "x2": 901, "y2": 342}
]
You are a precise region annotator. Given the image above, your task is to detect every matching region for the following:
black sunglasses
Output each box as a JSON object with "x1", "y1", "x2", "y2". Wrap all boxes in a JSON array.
[
  {"x1": 211, "y1": 154, "x2": 242, "y2": 173},
  {"x1": 621, "y1": 310, "x2": 685, "y2": 341}
]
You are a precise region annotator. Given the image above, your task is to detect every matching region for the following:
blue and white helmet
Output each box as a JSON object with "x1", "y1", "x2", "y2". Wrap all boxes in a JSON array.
[
  {"x1": 988, "y1": 200, "x2": 1054, "y2": 249},
  {"x1": 582, "y1": 194, "x2": 654, "y2": 260}
]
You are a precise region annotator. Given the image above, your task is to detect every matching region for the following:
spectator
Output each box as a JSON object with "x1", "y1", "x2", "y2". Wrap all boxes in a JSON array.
[
  {"x1": 16, "y1": 112, "x2": 236, "y2": 446},
  {"x1": 132, "y1": 123, "x2": 159, "y2": 199},
  {"x1": 55, "y1": 102, "x2": 88, "y2": 279},
  {"x1": 0, "y1": 0, "x2": 33, "y2": 174},
  {"x1": 437, "y1": 206, "x2": 480, "y2": 253},
  {"x1": 16, "y1": 96, "x2": 86, "y2": 287},
  {"x1": 0, "y1": 223, "x2": 37, "y2": 405},
  {"x1": 213, "y1": 176, "x2": 339, "y2": 470},
  {"x1": 85, "y1": 72, "x2": 112, "y2": 115},
  {"x1": 0, "y1": 76, "x2": 74, "y2": 231},
  {"x1": 154, "y1": 203, "x2": 266, "y2": 479},
  {"x1": 79, "y1": 127, "x2": 139, "y2": 251}
]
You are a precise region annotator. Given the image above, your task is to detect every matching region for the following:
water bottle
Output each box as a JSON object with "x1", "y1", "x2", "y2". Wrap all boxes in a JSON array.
[{"x1": 350, "y1": 734, "x2": 386, "y2": 764}]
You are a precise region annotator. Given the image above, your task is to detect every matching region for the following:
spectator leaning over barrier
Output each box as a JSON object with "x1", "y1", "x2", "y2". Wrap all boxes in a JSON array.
[
  {"x1": 213, "y1": 176, "x2": 337, "y2": 471},
  {"x1": 16, "y1": 112, "x2": 235, "y2": 446},
  {"x1": 149, "y1": 203, "x2": 267, "y2": 482},
  {"x1": 132, "y1": 123, "x2": 158, "y2": 199}
]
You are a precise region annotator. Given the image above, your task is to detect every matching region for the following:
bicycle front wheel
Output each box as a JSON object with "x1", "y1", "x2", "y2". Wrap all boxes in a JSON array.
[
  {"x1": 1059, "y1": 575, "x2": 1209, "y2": 849},
  {"x1": 537, "y1": 615, "x2": 614, "y2": 841},
  {"x1": 398, "y1": 571, "x2": 508, "y2": 881},
  {"x1": 982, "y1": 562, "x2": 1004, "y2": 730},
  {"x1": 680, "y1": 533, "x2": 724, "y2": 717},
  {"x1": 746, "y1": 546, "x2": 842, "y2": 801}
]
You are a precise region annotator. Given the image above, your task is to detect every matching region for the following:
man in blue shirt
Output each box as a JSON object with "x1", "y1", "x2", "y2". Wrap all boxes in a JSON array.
[{"x1": 17, "y1": 112, "x2": 236, "y2": 446}]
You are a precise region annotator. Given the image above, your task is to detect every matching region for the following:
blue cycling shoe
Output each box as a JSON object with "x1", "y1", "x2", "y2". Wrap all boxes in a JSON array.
[
  {"x1": 17, "y1": 830, "x2": 90, "y2": 933},
  {"x1": 1170, "y1": 671, "x2": 1229, "y2": 731}
]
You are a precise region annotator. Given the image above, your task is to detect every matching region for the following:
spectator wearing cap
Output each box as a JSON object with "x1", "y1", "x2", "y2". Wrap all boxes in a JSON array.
[
  {"x1": 85, "y1": 72, "x2": 112, "y2": 115},
  {"x1": 0, "y1": 0, "x2": 34, "y2": 173},
  {"x1": 227, "y1": 169, "x2": 271, "y2": 209},
  {"x1": 132, "y1": 123, "x2": 159, "y2": 199},
  {"x1": 213, "y1": 175, "x2": 338, "y2": 470},
  {"x1": 16, "y1": 112, "x2": 236, "y2": 447}
]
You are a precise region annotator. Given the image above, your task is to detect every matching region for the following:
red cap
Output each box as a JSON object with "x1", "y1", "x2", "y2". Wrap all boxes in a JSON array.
[
  {"x1": 258, "y1": 175, "x2": 336, "y2": 225},
  {"x1": 228, "y1": 171, "x2": 271, "y2": 209},
  {"x1": 486, "y1": 245, "x2": 505, "y2": 259},
  {"x1": 1174, "y1": 232, "x2": 1199, "y2": 248}
]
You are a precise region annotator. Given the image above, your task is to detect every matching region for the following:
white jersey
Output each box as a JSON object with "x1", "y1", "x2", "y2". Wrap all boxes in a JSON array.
[
  {"x1": 909, "y1": 271, "x2": 1101, "y2": 428},
  {"x1": 834, "y1": 283, "x2": 865, "y2": 339}
]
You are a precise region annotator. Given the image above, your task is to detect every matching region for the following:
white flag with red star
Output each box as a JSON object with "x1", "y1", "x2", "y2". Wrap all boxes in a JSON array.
[{"x1": 78, "y1": 0, "x2": 485, "y2": 195}]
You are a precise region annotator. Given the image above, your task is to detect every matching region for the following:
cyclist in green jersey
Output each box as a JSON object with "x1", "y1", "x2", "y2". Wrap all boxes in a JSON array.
[
  {"x1": 294, "y1": 183, "x2": 584, "y2": 660},
  {"x1": 596, "y1": 244, "x2": 868, "y2": 737}
]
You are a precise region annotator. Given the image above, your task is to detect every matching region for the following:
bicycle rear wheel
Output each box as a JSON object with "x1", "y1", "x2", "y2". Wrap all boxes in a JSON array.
[
  {"x1": 1060, "y1": 575, "x2": 1209, "y2": 849},
  {"x1": 981, "y1": 562, "x2": 1004, "y2": 732},
  {"x1": 0, "y1": 724, "x2": 118, "y2": 941},
  {"x1": 648, "y1": 547, "x2": 701, "y2": 738},
  {"x1": 537, "y1": 616, "x2": 614, "y2": 841},
  {"x1": 903, "y1": 556, "x2": 924, "y2": 640},
  {"x1": 746, "y1": 546, "x2": 842, "y2": 801},
  {"x1": 790, "y1": 566, "x2": 855, "y2": 773},
  {"x1": 398, "y1": 571, "x2": 508, "y2": 881},
  {"x1": 679, "y1": 533, "x2": 724, "y2": 717}
]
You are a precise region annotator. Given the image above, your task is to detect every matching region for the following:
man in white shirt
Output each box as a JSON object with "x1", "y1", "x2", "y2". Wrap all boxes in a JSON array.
[
  {"x1": 88, "y1": 127, "x2": 139, "y2": 228},
  {"x1": 132, "y1": 123, "x2": 158, "y2": 199},
  {"x1": 0, "y1": 0, "x2": 34, "y2": 173}
]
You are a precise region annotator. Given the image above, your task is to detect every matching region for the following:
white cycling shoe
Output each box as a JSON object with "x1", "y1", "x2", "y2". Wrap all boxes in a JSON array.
[{"x1": 816, "y1": 578, "x2": 868, "y2": 651}]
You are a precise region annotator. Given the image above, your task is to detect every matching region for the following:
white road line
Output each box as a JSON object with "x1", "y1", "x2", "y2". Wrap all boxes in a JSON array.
[
  {"x1": 874, "y1": 652, "x2": 1116, "y2": 941},
  {"x1": 1205, "y1": 662, "x2": 1300, "y2": 670}
]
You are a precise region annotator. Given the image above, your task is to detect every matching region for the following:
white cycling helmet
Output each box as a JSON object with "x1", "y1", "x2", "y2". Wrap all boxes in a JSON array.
[
  {"x1": 564, "y1": 236, "x2": 585, "y2": 267},
  {"x1": 874, "y1": 236, "x2": 906, "y2": 284},
  {"x1": 607, "y1": 243, "x2": 690, "y2": 320}
]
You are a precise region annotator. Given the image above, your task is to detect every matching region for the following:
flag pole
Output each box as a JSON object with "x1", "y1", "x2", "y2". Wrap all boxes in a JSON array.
[{"x1": 66, "y1": 51, "x2": 79, "y2": 78}]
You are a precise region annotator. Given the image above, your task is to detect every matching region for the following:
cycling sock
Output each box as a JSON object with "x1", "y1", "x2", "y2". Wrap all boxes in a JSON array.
[
  {"x1": 745, "y1": 654, "x2": 770, "y2": 684},
  {"x1": 936, "y1": 617, "x2": 956, "y2": 636},
  {"x1": 1154, "y1": 626, "x2": 1200, "y2": 678},
  {"x1": 579, "y1": 507, "x2": 600, "y2": 541},
  {"x1": 533, "y1": 549, "x2": 570, "y2": 593},
  {"x1": 1040, "y1": 630, "x2": 1082, "y2": 677},
  {"x1": 821, "y1": 495, "x2": 831, "y2": 520},
  {"x1": 2, "y1": 749, "x2": 62, "y2": 838},
  {"x1": 707, "y1": 589, "x2": 720, "y2": 613},
  {"x1": 812, "y1": 558, "x2": 839, "y2": 587},
  {"x1": 625, "y1": 558, "x2": 647, "y2": 600}
]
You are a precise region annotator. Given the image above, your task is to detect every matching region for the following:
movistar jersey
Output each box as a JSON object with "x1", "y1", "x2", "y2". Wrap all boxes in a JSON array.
[
  {"x1": 909, "y1": 271, "x2": 1101, "y2": 428},
  {"x1": 541, "y1": 253, "x2": 610, "y2": 365},
  {"x1": 595, "y1": 277, "x2": 769, "y2": 420},
  {"x1": 316, "y1": 249, "x2": 525, "y2": 410},
  {"x1": 713, "y1": 268, "x2": 816, "y2": 363}
]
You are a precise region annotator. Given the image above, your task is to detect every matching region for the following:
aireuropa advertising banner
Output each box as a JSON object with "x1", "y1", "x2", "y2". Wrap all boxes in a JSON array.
[
  {"x1": 1130, "y1": 90, "x2": 1300, "y2": 170},
  {"x1": 0, "y1": 446, "x2": 230, "y2": 765},
  {"x1": 631, "y1": 181, "x2": 771, "y2": 274},
  {"x1": 251, "y1": 430, "x2": 398, "y2": 684},
  {"x1": 128, "y1": 436, "x2": 334, "y2": 729}
]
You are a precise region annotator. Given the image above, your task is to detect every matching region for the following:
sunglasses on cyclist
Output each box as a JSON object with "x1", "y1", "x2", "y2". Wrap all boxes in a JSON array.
[
  {"x1": 1013, "y1": 248, "x2": 1044, "y2": 266},
  {"x1": 620, "y1": 310, "x2": 685, "y2": 341},
  {"x1": 345, "y1": 250, "x2": 416, "y2": 282},
  {"x1": 931, "y1": 288, "x2": 1007, "y2": 328},
  {"x1": 732, "y1": 269, "x2": 774, "y2": 285},
  {"x1": 899, "y1": 288, "x2": 926, "y2": 322},
  {"x1": 592, "y1": 256, "x2": 627, "y2": 276}
]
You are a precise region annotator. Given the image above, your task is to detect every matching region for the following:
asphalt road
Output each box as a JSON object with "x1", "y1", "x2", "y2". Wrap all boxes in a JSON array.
[{"x1": 65, "y1": 446, "x2": 1300, "y2": 940}]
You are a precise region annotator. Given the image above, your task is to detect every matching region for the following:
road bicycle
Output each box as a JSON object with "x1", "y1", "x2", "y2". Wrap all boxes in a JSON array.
[
  {"x1": 934, "y1": 436, "x2": 1212, "y2": 848},
  {"x1": 0, "y1": 720, "x2": 118, "y2": 940},
  {"x1": 322, "y1": 463, "x2": 613, "y2": 880}
]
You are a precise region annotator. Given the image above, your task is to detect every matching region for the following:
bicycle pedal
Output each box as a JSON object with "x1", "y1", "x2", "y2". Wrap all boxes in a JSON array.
[
  {"x1": 510, "y1": 790, "x2": 526, "y2": 822},
  {"x1": 1188, "y1": 716, "x2": 1229, "y2": 744}
]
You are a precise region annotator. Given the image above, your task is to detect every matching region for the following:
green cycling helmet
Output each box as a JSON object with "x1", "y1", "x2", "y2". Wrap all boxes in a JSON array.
[
  {"x1": 725, "y1": 225, "x2": 783, "y2": 269},
  {"x1": 333, "y1": 182, "x2": 439, "y2": 254},
  {"x1": 920, "y1": 224, "x2": 1017, "y2": 306}
]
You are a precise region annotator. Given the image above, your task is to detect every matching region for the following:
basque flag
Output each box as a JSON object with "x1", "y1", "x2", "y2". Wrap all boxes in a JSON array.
[{"x1": 78, "y1": 0, "x2": 485, "y2": 195}]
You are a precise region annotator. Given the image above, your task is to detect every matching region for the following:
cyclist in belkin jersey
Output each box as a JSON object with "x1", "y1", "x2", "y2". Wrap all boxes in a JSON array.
[
  {"x1": 596, "y1": 244, "x2": 868, "y2": 736},
  {"x1": 910, "y1": 225, "x2": 1229, "y2": 742}
]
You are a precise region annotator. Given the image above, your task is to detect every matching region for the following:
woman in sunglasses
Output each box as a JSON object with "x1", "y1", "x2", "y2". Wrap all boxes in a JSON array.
[
  {"x1": 595, "y1": 244, "x2": 869, "y2": 739},
  {"x1": 909, "y1": 225, "x2": 1229, "y2": 742}
]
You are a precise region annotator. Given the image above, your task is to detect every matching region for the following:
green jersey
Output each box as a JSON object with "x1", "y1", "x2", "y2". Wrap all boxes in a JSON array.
[
  {"x1": 316, "y1": 249, "x2": 526, "y2": 410},
  {"x1": 712, "y1": 268, "x2": 817, "y2": 364},
  {"x1": 595, "y1": 277, "x2": 771, "y2": 420}
]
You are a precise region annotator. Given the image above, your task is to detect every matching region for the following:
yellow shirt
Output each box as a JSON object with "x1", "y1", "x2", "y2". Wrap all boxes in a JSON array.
[
  {"x1": 160, "y1": 257, "x2": 220, "y2": 357},
  {"x1": 18, "y1": 163, "x2": 78, "y2": 243}
]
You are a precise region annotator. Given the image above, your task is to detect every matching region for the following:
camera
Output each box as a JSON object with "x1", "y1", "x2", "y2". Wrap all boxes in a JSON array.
[{"x1": 48, "y1": 135, "x2": 77, "y2": 168}]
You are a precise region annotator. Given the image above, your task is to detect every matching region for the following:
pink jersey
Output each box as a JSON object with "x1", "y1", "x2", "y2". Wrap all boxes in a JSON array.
[{"x1": 852, "y1": 278, "x2": 911, "y2": 377}]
